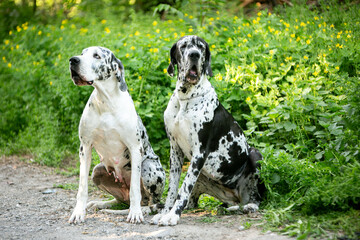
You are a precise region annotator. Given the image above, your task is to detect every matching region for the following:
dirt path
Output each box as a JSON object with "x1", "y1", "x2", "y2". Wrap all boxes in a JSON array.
[{"x1": 0, "y1": 156, "x2": 292, "y2": 240}]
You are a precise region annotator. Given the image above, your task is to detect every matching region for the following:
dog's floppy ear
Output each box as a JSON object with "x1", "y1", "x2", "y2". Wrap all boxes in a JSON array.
[
  {"x1": 111, "y1": 53, "x2": 127, "y2": 91},
  {"x1": 204, "y1": 42, "x2": 213, "y2": 77},
  {"x1": 167, "y1": 43, "x2": 177, "y2": 77}
]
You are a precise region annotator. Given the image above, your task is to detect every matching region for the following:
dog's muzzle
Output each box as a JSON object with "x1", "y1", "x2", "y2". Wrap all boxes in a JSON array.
[
  {"x1": 185, "y1": 51, "x2": 201, "y2": 84},
  {"x1": 69, "y1": 57, "x2": 94, "y2": 86}
]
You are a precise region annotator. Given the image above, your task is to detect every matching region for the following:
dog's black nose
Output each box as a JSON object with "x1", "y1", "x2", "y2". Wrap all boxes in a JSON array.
[
  {"x1": 69, "y1": 57, "x2": 80, "y2": 65},
  {"x1": 189, "y1": 51, "x2": 200, "y2": 60}
]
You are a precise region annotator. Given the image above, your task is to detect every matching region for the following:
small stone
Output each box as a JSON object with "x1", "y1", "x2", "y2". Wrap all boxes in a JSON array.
[
  {"x1": 238, "y1": 226, "x2": 245, "y2": 231},
  {"x1": 42, "y1": 189, "x2": 57, "y2": 194}
]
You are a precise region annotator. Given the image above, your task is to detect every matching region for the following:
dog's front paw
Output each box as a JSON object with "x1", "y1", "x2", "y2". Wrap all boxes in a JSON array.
[
  {"x1": 127, "y1": 206, "x2": 144, "y2": 224},
  {"x1": 69, "y1": 206, "x2": 86, "y2": 224},
  {"x1": 150, "y1": 213, "x2": 163, "y2": 225},
  {"x1": 243, "y1": 203, "x2": 259, "y2": 213},
  {"x1": 158, "y1": 212, "x2": 180, "y2": 226}
]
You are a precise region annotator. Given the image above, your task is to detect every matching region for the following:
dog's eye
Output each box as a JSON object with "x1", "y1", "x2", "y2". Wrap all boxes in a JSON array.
[{"x1": 93, "y1": 53, "x2": 101, "y2": 59}]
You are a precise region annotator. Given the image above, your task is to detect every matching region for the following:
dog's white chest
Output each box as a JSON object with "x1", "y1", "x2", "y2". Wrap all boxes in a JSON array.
[{"x1": 92, "y1": 113, "x2": 127, "y2": 157}]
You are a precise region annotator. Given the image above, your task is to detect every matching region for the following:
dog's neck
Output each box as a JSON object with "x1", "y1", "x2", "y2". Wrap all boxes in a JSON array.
[
  {"x1": 91, "y1": 76, "x2": 130, "y2": 111},
  {"x1": 176, "y1": 74, "x2": 212, "y2": 101}
]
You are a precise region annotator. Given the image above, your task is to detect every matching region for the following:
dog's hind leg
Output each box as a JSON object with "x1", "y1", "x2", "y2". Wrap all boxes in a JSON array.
[
  {"x1": 141, "y1": 157, "x2": 166, "y2": 205},
  {"x1": 87, "y1": 163, "x2": 130, "y2": 210}
]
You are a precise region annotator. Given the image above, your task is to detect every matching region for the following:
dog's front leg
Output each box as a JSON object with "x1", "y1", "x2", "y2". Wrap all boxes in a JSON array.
[
  {"x1": 158, "y1": 155, "x2": 204, "y2": 226},
  {"x1": 69, "y1": 144, "x2": 92, "y2": 224},
  {"x1": 151, "y1": 143, "x2": 184, "y2": 225},
  {"x1": 126, "y1": 145, "x2": 144, "y2": 223}
]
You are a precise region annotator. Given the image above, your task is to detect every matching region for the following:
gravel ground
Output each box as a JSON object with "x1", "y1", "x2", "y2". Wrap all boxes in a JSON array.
[{"x1": 0, "y1": 155, "x2": 293, "y2": 240}]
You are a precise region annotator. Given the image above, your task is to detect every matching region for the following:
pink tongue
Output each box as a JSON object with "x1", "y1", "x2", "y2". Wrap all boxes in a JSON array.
[{"x1": 190, "y1": 70, "x2": 197, "y2": 75}]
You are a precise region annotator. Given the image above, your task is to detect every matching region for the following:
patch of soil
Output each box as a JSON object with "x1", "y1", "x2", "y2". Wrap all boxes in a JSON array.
[{"x1": 0, "y1": 156, "x2": 293, "y2": 240}]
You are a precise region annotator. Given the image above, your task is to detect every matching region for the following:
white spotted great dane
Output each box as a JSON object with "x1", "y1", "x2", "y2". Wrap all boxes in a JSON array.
[
  {"x1": 151, "y1": 36, "x2": 264, "y2": 226},
  {"x1": 68, "y1": 46, "x2": 165, "y2": 224}
]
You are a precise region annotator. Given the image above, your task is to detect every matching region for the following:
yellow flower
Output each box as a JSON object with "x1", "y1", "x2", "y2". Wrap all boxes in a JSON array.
[
  {"x1": 296, "y1": 37, "x2": 301, "y2": 42},
  {"x1": 152, "y1": 21, "x2": 158, "y2": 26},
  {"x1": 16, "y1": 45, "x2": 19, "y2": 49},
  {"x1": 60, "y1": 25, "x2": 65, "y2": 30},
  {"x1": 290, "y1": 33, "x2": 295, "y2": 38},
  {"x1": 50, "y1": 81, "x2": 53, "y2": 86},
  {"x1": 300, "y1": 22, "x2": 306, "y2": 27},
  {"x1": 268, "y1": 12, "x2": 272, "y2": 16},
  {"x1": 62, "y1": 19, "x2": 68, "y2": 25},
  {"x1": 149, "y1": 48, "x2": 153, "y2": 53},
  {"x1": 188, "y1": 28, "x2": 193, "y2": 32},
  {"x1": 38, "y1": 31, "x2": 42, "y2": 35},
  {"x1": 125, "y1": 53, "x2": 130, "y2": 58},
  {"x1": 335, "y1": 66, "x2": 340, "y2": 70},
  {"x1": 228, "y1": 38, "x2": 232, "y2": 43},
  {"x1": 163, "y1": 68, "x2": 167, "y2": 73},
  {"x1": 156, "y1": 29, "x2": 160, "y2": 33},
  {"x1": 185, "y1": 13, "x2": 188, "y2": 17},
  {"x1": 313, "y1": 71, "x2": 319, "y2": 77},
  {"x1": 257, "y1": 12, "x2": 262, "y2": 16},
  {"x1": 105, "y1": 27, "x2": 110, "y2": 33},
  {"x1": 265, "y1": 43, "x2": 269, "y2": 47},
  {"x1": 80, "y1": 28, "x2": 88, "y2": 35},
  {"x1": 243, "y1": 39, "x2": 248, "y2": 43},
  {"x1": 304, "y1": 56, "x2": 308, "y2": 60},
  {"x1": 17, "y1": 26, "x2": 21, "y2": 32},
  {"x1": 174, "y1": 33, "x2": 178, "y2": 38},
  {"x1": 306, "y1": 39, "x2": 311, "y2": 44},
  {"x1": 123, "y1": 42, "x2": 127, "y2": 46},
  {"x1": 101, "y1": 19, "x2": 107, "y2": 24},
  {"x1": 211, "y1": 44, "x2": 216, "y2": 49},
  {"x1": 59, "y1": 37, "x2": 63, "y2": 41},
  {"x1": 247, "y1": 33, "x2": 252, "y2": 38},
  {"x1": 347, "y1": 34, "x2": 351, "y2": 38},
  {"x1": 138, "y1": 76, "x2": 142, "y2": 80},
  {"x1": 8, "y1": 63, "x2": 11, "y2": 68},
  {"x1": 246, "y1": 96, "x2": 251, "y2": 102},
  {"x1": 189, "y1": 15, "x2": 193, "y2": 19},
  {"x1": 280, "y1": 63, "x2": 284, "y2": 66},
  {"x1": 131, "y1": 46, "x2": 135, "y2": 50},
  {"x1": 223, "y1": 28, "x2": 228, "y2": 31},
  {"x1": 269, "y1": 50, "x2": 274, "y2": 54},
  {"x1": 9, "y1": 30, "x2": 12, "y2": 35},
  {"x1": 215, "y1": 32, "x2": 219, "y2": 36},
  {"x1": 2, "y1": 56, "x2": 6, "y2": 62},
  {"x1": 135, "y1": 31, "x2": 140, "y2": 36},
  {"x1": 314, "y1": 16, "x2": 319, "y2": 20},
  {"x1": 153, "y1": 48, "x2": 159, "y2": 53},
  {"x1": 4, "y1": 39, "x2": 9, "y2": 45}
]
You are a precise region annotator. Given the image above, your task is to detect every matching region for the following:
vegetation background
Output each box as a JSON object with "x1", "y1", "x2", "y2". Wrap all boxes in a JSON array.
[{"x1": 0, "y1": 0, "x2": 359, "y2": 238}]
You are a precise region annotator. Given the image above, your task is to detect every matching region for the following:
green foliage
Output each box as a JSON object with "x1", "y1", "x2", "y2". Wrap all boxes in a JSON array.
[{"x1": 1, "y1": 0, "x2": 359, "y2": 238}]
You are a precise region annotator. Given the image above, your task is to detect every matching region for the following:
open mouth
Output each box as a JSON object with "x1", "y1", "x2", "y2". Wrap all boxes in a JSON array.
[
  {"x1": 185, "y1": 65, "x2": 199, "y2": 84},
  {"x1": 70, "y1": 68, "x2": 93, "y2": 86}
]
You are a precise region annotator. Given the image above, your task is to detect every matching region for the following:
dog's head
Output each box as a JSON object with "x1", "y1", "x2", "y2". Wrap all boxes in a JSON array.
[
  {"x1": 69, "y1": 46, "x2": 127, "y2": 91},
  {"x1": 167, "y1": 35, "x2": 213, "y2": 85}
]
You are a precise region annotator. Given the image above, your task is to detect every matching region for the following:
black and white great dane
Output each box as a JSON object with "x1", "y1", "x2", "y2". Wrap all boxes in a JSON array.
[
  {"x1": 68, "y1": 46, "x2": 165, "y2": 224},
  {"x1": 151, "y1": 36, "x2": 264, "y2": 226}
]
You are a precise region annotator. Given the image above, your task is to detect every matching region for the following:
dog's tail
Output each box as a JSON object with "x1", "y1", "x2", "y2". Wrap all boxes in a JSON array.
[
  {"x1": 249, "y1": 147, "x2": 262, "y2": 170},
  {"x1": 249, "y1": 147, "x2": 266, "y2": 200}
]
